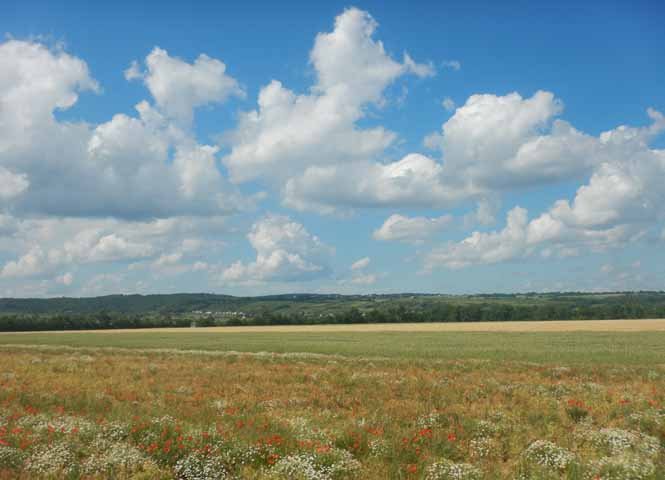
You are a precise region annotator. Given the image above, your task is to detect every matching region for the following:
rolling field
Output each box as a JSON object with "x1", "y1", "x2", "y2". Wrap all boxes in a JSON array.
[{"x1": 1, "y1": 322, "x2": 665, "y2": 479}]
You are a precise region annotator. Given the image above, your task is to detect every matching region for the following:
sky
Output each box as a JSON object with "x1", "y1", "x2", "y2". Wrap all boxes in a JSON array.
[{"x1": 1, "y1": 0, "x2": 665, "y2": 297}]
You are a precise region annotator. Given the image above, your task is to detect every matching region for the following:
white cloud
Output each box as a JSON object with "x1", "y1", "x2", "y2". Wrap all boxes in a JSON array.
[
  {"x1": 600, "y1": 264, "x2": 614, "y2": 274},
  {"x1": 424, "y1": 108, "x2": 665, "y2": 271},
  {"x1": 192, "y1": 261, "x2": 209, "y2": 272},
  {"x1": 56, "y1": 272, "x2": 74, "y2": 286},
  {"x1": 425, "y1": 202, "x2": 647, "y2": 272},
  {"x1": 0, "y1": 167, "x2": 29, "y2": 200},
  {"x1": 147, "y1": 237, "x2": 208, "y2": 273},
  {"x1": 222, "y1": 7, "x2": 432, "y2": 184},
  {"x1": 463, "y1": 199, "x2": 498, "y2": 227},
  {"x1": 539, "y1": 153, "x2": 665, "y2": 230},
  {"x1": 441, "y1": 97, "x2": 455, "y2": 112},
  {"x1": 516, "y1": 109, "x2": 665, "y2": 257},
  {"x1": 0, "y1": 39, "x2": 98, "y2": 133},
  {"x1": 1, "y1": 12, "x2": 664, "y2": 294},
  {"x1": 421, "y1": 91, "x2": 607, "y2": 194},
  {"x1": 0, "y1": 215, "x2": 229, "y2": 291},
  {"x1": 127, "y1": 47, "x2": 244, "y2": 124},
  {"x1": 0, "y1": 213, "x2": 18, "y2": 236},
  {"x1": 63, "y1": 230, "x2": 154, "y2": 263},
  {"x1": 429, "y1": 91, "x2": 568, "y2": 185},
  {"x1": 350, "y1": 273, "x2": 377, "y2": 285},
  {"x1": 343, "y1": 256, "x2": 380, "y2": 286},
  {"x1": 425, "y1": 207, "x2": 529, "y2": 270},
  {"x1": 284, "y1": 90, "x2": 599, "y2": 215},
  {"x1": 222, "y1": 214, "x2": 333, "y2": 284},
  {"x1": 123, "y1": 60, "x2": 142, "y2": 80},
  {"x1": 442, "y1": 60, "x2": 461, "y2": 71},
  {"x1": 0, "y1": 39, "x2": 252, "y2": 220},
  {"x1": 282, "y1": 154, "x2": 465, "y2": 214},
  {"x1": 373, "y1": 214, "x2": 451, "y2": 244},
  {"x1": 403, "y1": 53, "x2": 435, "y2": 78},
  {"x1": 0, "y1": 247, "x2": 50, "y2": 278},
  {"x1": 351, "y1": 257, "x2": 370, "y2": 271}
]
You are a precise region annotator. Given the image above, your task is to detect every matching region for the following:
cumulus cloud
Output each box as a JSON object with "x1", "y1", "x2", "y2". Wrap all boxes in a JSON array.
[
  {"x1": 0, "y1": 215, "x2": 228, "y2": 294},
  {"x1": 441, "y1": 97, "x2": 455, "y2": 112},
  {"x1": 351, "y1": 257, "x2": 370, "y2": 271},
  {"x1": 0, "y1": 246, "x2": 52, "y2": 278},
  {"x1": 56, "y1": 272, "x2": 74, "y2": 286},
  {"x1": 343, "y1": 256, "x2": 380, "y2": 286},
  {"x1": 294, "y1": 89, "x2": 603, "y2": 212},
  {"x1": 62, "y1": 229, "x2": 154, "y2": 264},
  {"x1": 226, "y1": 14, "x2": 619, "y2": 219},
  {"x1": 0, "y1": 167, "x2": 29, "y2": 200},
  {"x1": 283, "y1": 154, "x2": 467, "y2": 214},
  {"x1": 373, "y1": 214, "x2": 451, "y2": 244},
  {"x1": 284, "y1": 90, "x2": 602, "y2": 215},
  {"x1": 425, "y1": 109, "x2": 665, "y2": 272},
  {"x1": 350, "y1": 273, "x2": 378, "y2": 285},
  {"x1": 425, "y1": 205, "x2": 648, "y2": 272},
  {"x1": 0, "y1": 226, "x2": 154, "y2": 280},
  {"x1": 0, "y1": 213, "x2": 18, "y2": 236},
  {"x1": 426, "y1": 207, "x2": 530, "y2": 270},
  {"x1": 427, "y1": 92, "x2": 598, "y2": 195},
  {"x1": 600, "y1": 264, "x2": 614, "y2": 274},
  {"x1": 0, "y1": 39, "x2": 253, "y2": 220},
  {"x1": 126, "y1": 47, "x2": 244, "y2": 124},
  {"x1": 442, "y1": 60, "x2": 461, "y2": 71},
  {"x1": 222, "y1": 7, "x2": 432, "y2": 184},
  {"x1": 0, "y1": 39, "x2": 99, "y2": 131},
  {"x1": 146, "y1": 237, "x2": 209, "y2": 275},
  {"x1": 463, "y1": 199, "x2": 499, "y2": 227},
  {"x1": 517, "y1": 109, "x2": 665, "y2": 254},
  {"x1": 2, "y1": 9, "x2": 664, "y2": 294},
  {"x1": 221, "y1": 214, "x2": 333, "y2": 284}
]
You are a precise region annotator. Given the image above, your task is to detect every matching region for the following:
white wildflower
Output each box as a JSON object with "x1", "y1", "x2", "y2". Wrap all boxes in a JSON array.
[
  {"x1": 25, "y1": 442, "x2": 77, "y2": 476},
  {"x1": 577, "y1": 427, "x2": 661, "y2": 459},
  {"x1": 521, "y1": 440, "x2": 576, "y2": 471},
  {"x1": 0, "y1": 444, "x2": 26, "y2": 469},
  {"x1": 585, "y1": 454, "x2": 656, "y2": 480},
  {"x1": 82, "y1": 442, "x2": 154, "y2": 475},
  {"x1": 425, "y1": 459, "x2": 483, "y2": 480},
  {"x1": 174, "y1": 451, "x2": 230, "y2": 480}
]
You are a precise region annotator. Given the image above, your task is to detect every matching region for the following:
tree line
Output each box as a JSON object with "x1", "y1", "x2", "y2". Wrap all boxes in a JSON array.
[{"x1": 1, "y1": 299, "x2": 664, "y2": 331}]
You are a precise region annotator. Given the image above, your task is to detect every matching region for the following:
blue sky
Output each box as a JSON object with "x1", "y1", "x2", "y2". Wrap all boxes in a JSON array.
[{"x1": 1, "y1": 0, "x2": 664, "y2": 297}]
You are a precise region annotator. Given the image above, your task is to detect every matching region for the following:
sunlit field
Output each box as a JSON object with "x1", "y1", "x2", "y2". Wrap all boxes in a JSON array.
[{"x1": 1, "y1": 326, "x2": 665, "y2": 479}]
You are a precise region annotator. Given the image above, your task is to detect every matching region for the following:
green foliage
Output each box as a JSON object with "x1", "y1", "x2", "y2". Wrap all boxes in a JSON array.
[{"x1": 1, "y1": 291, "x2": 665, "y2": 332}]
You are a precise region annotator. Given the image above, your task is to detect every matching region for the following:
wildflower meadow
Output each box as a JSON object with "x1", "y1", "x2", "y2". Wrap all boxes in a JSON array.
[{"x1": 0, "y1": 340, "x2": 664, "y2": 479}]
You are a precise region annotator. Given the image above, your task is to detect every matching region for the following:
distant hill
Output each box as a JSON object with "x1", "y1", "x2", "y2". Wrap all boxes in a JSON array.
[
  {"x1": 0, "y1": 291, "x2": 664, "y2": 315},
  {"x1": 1, "y1": 291, "x2": 664, "y2": 331},
  {"x1": 0, "y1": 293, "x2": 235, "y2": 314}
]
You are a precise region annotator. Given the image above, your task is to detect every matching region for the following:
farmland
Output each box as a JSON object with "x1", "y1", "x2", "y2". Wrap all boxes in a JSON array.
[{"x1": 1, "y1": 323, "x2": 665, "y2": 479}]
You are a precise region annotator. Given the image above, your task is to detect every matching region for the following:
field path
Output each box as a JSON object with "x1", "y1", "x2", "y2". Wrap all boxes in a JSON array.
[{"x1": 5, "y1": 318, "x2": 665, "y2": 334}]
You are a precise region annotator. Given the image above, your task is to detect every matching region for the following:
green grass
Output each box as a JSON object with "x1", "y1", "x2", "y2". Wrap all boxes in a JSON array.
[{"x1": 1, "y1": 330, "x2": 664, "y2": 364}]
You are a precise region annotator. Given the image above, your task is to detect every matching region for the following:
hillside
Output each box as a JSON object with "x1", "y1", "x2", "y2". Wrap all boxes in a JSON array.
[{"x1": 0, "y1": 291, "x2": 664, "y2": 330}]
